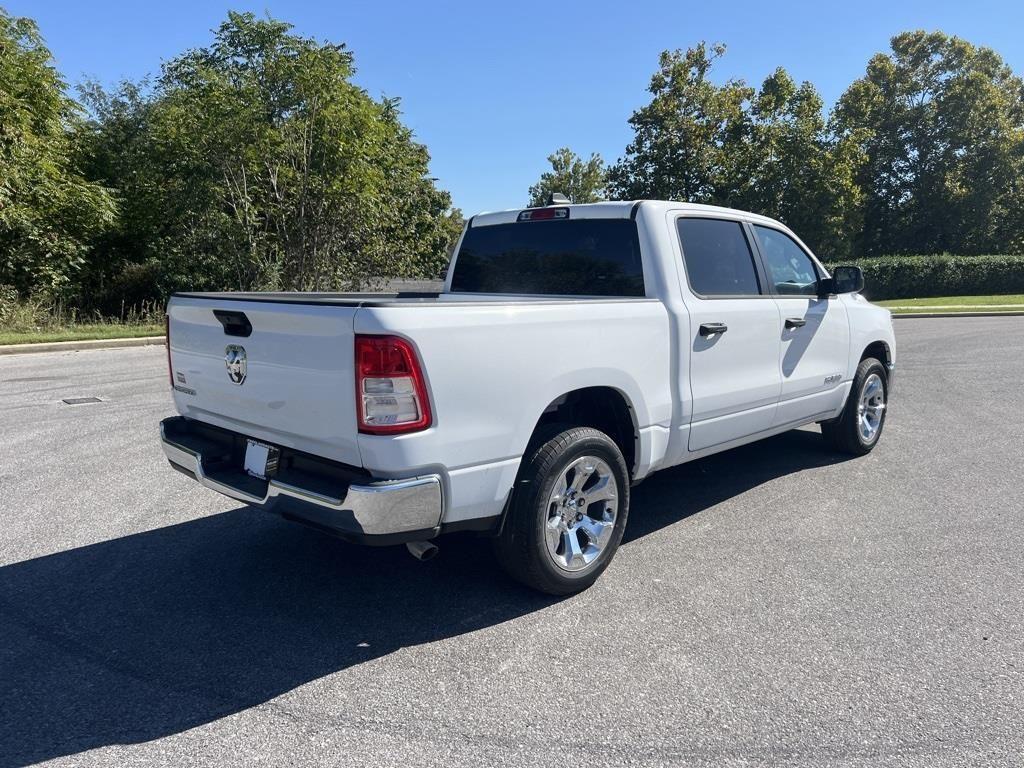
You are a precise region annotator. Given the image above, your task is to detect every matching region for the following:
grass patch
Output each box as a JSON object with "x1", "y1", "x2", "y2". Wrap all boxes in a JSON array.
[
  {"x1": 0, "y1": 324, "x2": 164, "y2": 345},
  {"x1": 877, "y1": 294, "x2": 1024, "y2": 308},
  {"x1": 887, "y1": 307, "x2": 1024, "y2": 314},
  {"x1": 878, "y1": 294, "x2": 1024, "y2": 313}
]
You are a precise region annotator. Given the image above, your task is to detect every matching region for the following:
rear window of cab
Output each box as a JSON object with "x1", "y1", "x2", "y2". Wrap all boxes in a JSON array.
[{"x1": 450, "y1": 218, "x2": 645, "y2": 296}]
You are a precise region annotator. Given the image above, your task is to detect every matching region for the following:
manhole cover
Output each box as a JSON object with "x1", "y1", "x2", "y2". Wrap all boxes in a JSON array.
[{"x1": 62, "y1": 397, "x2": 103, "y2": 405}]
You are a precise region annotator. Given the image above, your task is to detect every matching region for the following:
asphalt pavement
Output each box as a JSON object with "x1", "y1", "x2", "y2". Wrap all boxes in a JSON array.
[{"x1": 1, "y1": 316, "x2": 1021, "y2": 767}]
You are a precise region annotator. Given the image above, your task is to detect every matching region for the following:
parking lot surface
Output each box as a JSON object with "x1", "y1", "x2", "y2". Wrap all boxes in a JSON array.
[{"x1": 1, "y1": 316, "x2": 1021, "y2": 767}]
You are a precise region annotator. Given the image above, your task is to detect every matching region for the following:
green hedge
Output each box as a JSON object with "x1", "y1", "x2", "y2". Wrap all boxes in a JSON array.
[{"x1": 824, "y1": 254, "x2": 1024, "y2": 301}]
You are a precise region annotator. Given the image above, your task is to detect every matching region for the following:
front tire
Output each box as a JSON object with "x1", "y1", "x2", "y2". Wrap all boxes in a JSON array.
[
  {"x1": 494, "y1": 426, "x2": 630, "y2": 595},
  {"x1": 822, "y1": 357, "x2": 888, "y2": 455}
]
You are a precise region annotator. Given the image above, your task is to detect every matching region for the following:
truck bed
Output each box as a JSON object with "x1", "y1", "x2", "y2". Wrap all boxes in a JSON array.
[{"x1": 166, "y1": 290, "x2": 672, "y2": 524}]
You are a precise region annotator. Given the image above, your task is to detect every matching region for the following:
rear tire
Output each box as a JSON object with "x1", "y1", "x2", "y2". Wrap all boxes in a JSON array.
[
  {"x1": 494, "y1": 426, "x2": 630, "y2": 595},
  {"x1": 822, "y1": 357, "x2": 888, "y2": 455}
]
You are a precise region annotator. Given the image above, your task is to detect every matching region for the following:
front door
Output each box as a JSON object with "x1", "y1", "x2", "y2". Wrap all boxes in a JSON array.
[
  {"x1": 676, "y1": 216, "x2": 783, "y2": 452},
  {"x1": 750, "y1": 225, "x2": 851, "y2": 425}
]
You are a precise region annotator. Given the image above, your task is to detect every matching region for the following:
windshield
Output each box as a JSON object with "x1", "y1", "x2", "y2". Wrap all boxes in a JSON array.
[{"x1": 450, "y1": 218, "x2": 645, "y2": 296}]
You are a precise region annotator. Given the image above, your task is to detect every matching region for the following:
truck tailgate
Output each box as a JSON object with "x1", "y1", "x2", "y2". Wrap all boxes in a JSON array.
[{"x1": 167, "y1": 296, "x2": 362, "y2": 466}]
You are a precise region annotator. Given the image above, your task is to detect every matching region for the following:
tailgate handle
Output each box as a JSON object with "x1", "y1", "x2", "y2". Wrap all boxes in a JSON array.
[{"x1": 213, "y1": 310, "x2": 252, "y2": 338}]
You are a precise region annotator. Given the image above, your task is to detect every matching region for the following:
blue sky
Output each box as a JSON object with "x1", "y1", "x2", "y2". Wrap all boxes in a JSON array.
[{"x1": 11, "y1": 0, "x2": 1024, "y2": 215}]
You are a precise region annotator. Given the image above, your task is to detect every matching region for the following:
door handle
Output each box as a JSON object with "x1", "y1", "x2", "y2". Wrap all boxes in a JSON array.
[
  {"x1": 785, "y1": 317, "x2": 807, "y2": 329},
  {"x1": 699, "y1": 322, "x2": 728, "y2": 337}
]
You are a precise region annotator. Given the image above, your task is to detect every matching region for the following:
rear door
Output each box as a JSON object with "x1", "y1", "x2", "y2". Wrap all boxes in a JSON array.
[
  {"x1": 750, "y1": 225, "x2": 851, "y2": 425},
  {"x1": 675, "y1": 216, "x2": 783, "y2": 452},
  {"x1": 167, "y1": 296, "x2": 363, "y2": 466}
]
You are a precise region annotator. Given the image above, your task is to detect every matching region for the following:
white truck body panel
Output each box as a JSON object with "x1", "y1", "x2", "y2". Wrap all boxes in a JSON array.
[
  {"x1": 353, "y1": 298, "x2": 672, "y2": 522},
  {"x1": 683, "y1": 295, "x2": 784, "y2": 452},
  {"x1": 773, "y1": 293, "x2": 852, "y2": 427},
  {"x1": 168, "y1": 297, "x2": 362, "y2": 466}
]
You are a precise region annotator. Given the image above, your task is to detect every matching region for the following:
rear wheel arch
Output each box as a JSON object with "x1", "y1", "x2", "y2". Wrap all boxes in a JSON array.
[{"x1": 529, "y1": 387, "x2": 639, "y2": 479}]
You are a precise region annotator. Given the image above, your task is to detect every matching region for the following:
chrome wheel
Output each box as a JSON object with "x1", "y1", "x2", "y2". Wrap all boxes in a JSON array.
[
  {"x1": 544, "y1": 455, "x2": 619, "y2": 572},
  {"x1": 857, "y1": 373, "x2": 886, "y2": 443}
]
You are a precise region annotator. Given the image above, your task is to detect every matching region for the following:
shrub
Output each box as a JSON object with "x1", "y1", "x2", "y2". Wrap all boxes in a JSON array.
[
  {"x1": 825, "y1": 254, "x2": 1024, "y2": 301},
  {"x1": 0, "y1": 285, "x2": 56, "y2": 330},
  {"x1": 86, "y1": 260, "x2": 164, "y2": 319}
]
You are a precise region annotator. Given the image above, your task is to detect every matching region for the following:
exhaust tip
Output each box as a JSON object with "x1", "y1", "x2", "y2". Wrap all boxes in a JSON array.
[{"x1": 405, "y1": 540, "x2": 439, "y2": 562}]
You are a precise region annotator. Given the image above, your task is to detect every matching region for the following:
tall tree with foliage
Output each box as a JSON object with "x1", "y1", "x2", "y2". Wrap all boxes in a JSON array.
[
  {"x1": 78, "y1": 11, "x2": 462, "y2": 305},
  {"x1": 607, "y1": 45, "x2": 866, "y2": 256},
  {"x1": 0, "y1": 9, "x2": 115, "y2": 296},
  {"x1": 607, "y1": 43, "x2": 751, "y2": 203},
  {"x1": 527, "y1": 147, "x2": 606, "y2": 206},
  {"x1": 725, "y1": 68, "x2": 862, "y2": 256},
  {"x1": 834, "y1": 31, "x2": 1024, "y2": 256}
]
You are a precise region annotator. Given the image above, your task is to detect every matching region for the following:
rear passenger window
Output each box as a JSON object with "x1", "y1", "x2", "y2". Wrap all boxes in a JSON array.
[{"x1": 677, "y1": 218, "x2": 761, "y2": 297}]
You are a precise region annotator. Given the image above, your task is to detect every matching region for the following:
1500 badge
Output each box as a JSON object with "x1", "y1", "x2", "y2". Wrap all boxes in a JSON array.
[{"x1": 173, "y1": 371, "x2": 196, "y2": 396}]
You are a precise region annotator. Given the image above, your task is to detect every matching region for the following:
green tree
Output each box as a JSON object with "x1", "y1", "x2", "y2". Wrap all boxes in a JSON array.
[
  {"x1": 607, "y1": 43, "x2": 751, "y2": 202},
  {"x1": 527, "y1": 147, "x2": 606, "y2": 206},
  {"x1": 834, "y1": 31, "x2": 1024, "y2": 255},
  {"x1": 725, "y1": 68, "x2": 861, "y2": 256},
  {"x1": 607, "y1": 44, "x2": 863, "y2": 257},
  {"x1": 0, "y1": 9, "x2": 115, "y2": 295},
  {"x1": 79, "y1": 11, "x2": 462, "y2": 304}
]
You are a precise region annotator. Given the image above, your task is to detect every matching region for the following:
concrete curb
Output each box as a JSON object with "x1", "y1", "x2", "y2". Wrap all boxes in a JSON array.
[
  {"x1": 0, "y1": 336, "x2": 165, "y2": 356},
  {"x1": 891, "y1": 311, "x2": 1024, "y2": 319}
]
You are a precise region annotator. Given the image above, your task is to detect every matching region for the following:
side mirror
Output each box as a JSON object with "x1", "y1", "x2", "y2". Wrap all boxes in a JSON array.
[{"x1": 819, "y1": 265, "x2": 864, "y2": 296}]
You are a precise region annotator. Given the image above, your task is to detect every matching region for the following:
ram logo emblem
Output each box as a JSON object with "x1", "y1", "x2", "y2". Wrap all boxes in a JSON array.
[{"x1": 225, "y1": 345, "x2": 247, "y2": 385}]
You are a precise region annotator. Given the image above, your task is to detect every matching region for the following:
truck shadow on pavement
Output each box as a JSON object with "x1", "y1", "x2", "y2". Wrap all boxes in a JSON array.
[{"x1": 0, "y1": 429, "x2": 850, "y2": 766}]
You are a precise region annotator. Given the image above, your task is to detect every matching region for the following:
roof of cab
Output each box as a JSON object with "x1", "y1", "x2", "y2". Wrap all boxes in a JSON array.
[{"x1": 469, "y1": 200, "x2": 788, "y2": 229}]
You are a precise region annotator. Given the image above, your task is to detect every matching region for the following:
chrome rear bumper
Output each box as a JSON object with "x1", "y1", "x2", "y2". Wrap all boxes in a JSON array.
[{"x1": 160, "y1": 417, "x2": 443, "y2": 544}]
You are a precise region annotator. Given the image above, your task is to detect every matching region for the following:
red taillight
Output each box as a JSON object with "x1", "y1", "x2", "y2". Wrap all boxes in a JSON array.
[
  {"x1": 165, "y1": 313, "x2": 173, "y2": 386},
  {"x1": 517, "y1": 207, "x2": 569, "y2": 222},
  {"x1": 355, "y1": 335, "x2": 432, "y2": 435}
]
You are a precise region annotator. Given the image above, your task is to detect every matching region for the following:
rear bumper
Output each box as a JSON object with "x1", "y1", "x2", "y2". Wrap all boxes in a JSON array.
[{"x1": 160, "y1": 416, "x2": 443, "y2": 544}]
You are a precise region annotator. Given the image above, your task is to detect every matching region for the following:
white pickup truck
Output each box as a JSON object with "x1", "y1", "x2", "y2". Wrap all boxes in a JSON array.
[{"x1": 161, "y1": 199, "x2": 895, "y2": 594}]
